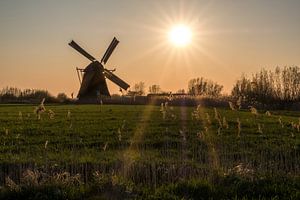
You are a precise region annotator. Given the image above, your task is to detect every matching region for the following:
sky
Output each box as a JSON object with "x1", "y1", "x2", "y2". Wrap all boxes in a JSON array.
[{"x1": 0, "y1": 0, "x2": 300, "y2": 96}]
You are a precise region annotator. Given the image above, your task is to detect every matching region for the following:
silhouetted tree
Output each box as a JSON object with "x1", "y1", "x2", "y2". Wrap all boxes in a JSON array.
[
  {"x1": 0, "y1": 87, "x2": 56, "y2": 103},
  {"x1": 177, "y1": 89, "x2": 185, "y2": 94},
  {"x1": 57, "y1": 93, "x2": 68, "y2": 103},
  {"x1": 188, "y1": 77, "x2": 223, "y2": 97},
  {"x1": 133, "y1": 82, "x2": 146, "y2": 95},
  {"x1": 232, "y1": 66, "x2": 300, "y2": 104},
  {"x1": 148, "y1": 85, "x2": 161, "y2": 94}
]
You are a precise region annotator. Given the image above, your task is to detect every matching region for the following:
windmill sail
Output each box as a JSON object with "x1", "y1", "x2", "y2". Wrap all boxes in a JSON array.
[
  {"x1": 69, "y1": 40, "x2": 96, "y2": 62},
  {"x1": 101, "y1": 37, "x2": 119, "y2": 64},
  {"x1": 103, "y1": 69, "x2": 130, "y2": 90}
]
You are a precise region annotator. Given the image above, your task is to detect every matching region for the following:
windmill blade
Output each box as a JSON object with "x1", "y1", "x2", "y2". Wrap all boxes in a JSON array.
[
  {"x1": 103, "y1": 69, "x2": 130, "y2": 90},
  {"x1": 101, "y1": 37, "x2": 119, "y2": 64},
  {"x1": 69, "y1": 40, "x2": 96, "y2": 62}
]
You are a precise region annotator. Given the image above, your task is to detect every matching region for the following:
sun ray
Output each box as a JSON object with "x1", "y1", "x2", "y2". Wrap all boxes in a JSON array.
[{"x1": 122, "y1": 102, "x2": 157, "y2": 176}]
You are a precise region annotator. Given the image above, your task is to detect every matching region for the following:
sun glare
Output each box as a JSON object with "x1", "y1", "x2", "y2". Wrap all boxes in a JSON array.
[{"x1": 169, "y1": 25, "x2": 192, "y2": 47}]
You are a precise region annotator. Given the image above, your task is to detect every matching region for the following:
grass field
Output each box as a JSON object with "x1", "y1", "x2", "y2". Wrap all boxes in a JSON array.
[{"x1": 0, "y1": 104, "x2": 299, "y2": 199}]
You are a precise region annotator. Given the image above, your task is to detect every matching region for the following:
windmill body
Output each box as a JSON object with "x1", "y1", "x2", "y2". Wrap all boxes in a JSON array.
[
  {"x1": 78, "y1": 61, "x2": 110, "y2": 98},
  {"x1": 69, "y1": 37, "x2": 130, "y2": 102}
]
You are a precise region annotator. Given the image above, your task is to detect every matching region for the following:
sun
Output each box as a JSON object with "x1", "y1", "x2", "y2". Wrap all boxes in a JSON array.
[{"x1": 168, "y1": 25, "x2": 192, "y2": 47}]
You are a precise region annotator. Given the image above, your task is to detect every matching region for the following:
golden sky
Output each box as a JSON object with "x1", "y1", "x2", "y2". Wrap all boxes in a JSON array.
[{"x1": 0, "y1": 0, "x2": 300, "y2": 96}]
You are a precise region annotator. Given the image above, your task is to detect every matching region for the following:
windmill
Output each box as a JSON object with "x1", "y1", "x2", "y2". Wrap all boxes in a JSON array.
[{"x1": 69, "y1": 37, "x2": 130, "y2": 102}]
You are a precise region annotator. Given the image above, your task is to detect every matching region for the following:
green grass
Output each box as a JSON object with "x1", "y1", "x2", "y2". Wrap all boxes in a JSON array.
[{"x1": 0, "y1": 104, "x2": 299, "y2": 199}]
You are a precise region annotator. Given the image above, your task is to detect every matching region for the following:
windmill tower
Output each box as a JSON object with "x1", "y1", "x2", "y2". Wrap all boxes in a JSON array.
[{"x1": 69, "y1": 37, "x2": 130, "y2": 102}]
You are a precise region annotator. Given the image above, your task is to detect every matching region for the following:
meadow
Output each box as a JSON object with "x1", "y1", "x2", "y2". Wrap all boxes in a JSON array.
[{"x1": 0, "y1": 103, "x2": 299, "y2": 199}]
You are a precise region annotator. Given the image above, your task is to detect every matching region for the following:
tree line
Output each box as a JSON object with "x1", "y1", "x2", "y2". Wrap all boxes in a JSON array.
[
  {"x1": 0, "y1": 87, "x2": 69, "y2": 103},
  {"x1": 1, "y1": 66, "x2": 300, "y2": 107},
  {"x1": 129, "y1": 78, "x2": 223, "y2": 97},
  {"x1": 232, "y1": 66, "x2": 300, "y2": 106}
]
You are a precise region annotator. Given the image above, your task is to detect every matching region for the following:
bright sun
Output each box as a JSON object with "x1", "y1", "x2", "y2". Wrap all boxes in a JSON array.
[{"x1": 169, "y1": 25, "x2": 192, "y2": 47}]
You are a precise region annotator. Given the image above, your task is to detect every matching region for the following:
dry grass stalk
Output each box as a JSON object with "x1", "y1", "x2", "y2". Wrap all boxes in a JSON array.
[
  {"x1": 160, "y1": 102, "x2": 176, "y2": 120},
  {"x1": 222, "y1": 117, "x2": 229, "y2": 129},
  {"x1": 35, "y1": 98, "x2": 46, "y2": 114},
  {"x1": 52, "y1": 172, "x2": 81, "y2": 186},
  {"x1": 118, "y1": 120, "x2": 127, "y2": 141},
  {"x1": 229, "y1": 101, "x2": 236, "y2": 111},
  {"x1": 160, "y1": 103, "x2": 164, "y2": 111},
  {"x1": 205, "y1": 112, "x2": 211, "y2": 125},
  {"x1": 118, "y1": 128, "x2": 122, "y2": 141},
  {"x1": 48, "y1": 109, "x2": 55, "y2": 119},
  {"x1": 278, "y1": 116, "x2": 284, "y2": 128},
  {"x1": 257, "y1": 123, "x2": 263, "y2": 134},
  {"x1": 35, "y1": 98, "x2": 46, "y2": 118},
  {"x1": 290, "y1": 132, "x2": 295, "y2": 138},
  {"x1": 265, "y1": 111, "x2": 271, "y2": 116},
  {"x1": 5, "y1": 128, "x2": 9, "y2": 135},
  {"x1": 171, "y1": 113, "x2": 176, "y2": 120},
  {"x1": 6, "y1": 169, "x2": 82, "y2": 189},
  {"x1": 204, "y1": 126, "x2": 209, "y2": 133},
  {"x1": 179, "y1": 129, "x2": 186, "y2": 142},
  {"x1": 249, "y1": 106, "x2": 258, "y2": 116},
  {"x1": 214, "y1": 107, "x2": 222, "y2": 127},
  {"x1": 5, "y1": 176, "x2": 20, "y2": 191},
  {"x1": 165, "y1": 101, "x2": 169, "y2": 108},
  {"x1": 213, "y1": 107, "x2": 218, "y2": 120},
  {"x1": 103, "y1": 142, "x2": 108, "y2": 151},
  {"x1": 296, "y1": 119, "x2": 300, "y2": 132},
  {"x1": 291, "y1": 121, "x2": 295, "y2": 128},
  {"x1": 229, "y1": 163, "x2": 254, "y2": 177},
  {"x1": 121, "y1": 120, "x2": 126, "y2": 129},
  {"x1": 217, "y1": 127, "x2": 222, "y2": 135},
  {"x1": 44, "y1": 140, "x2": 48, "y2": 149},
  {"x1": 197, "y1": 131, "x2": 205, "y2": 140},
  {"x1": 18, "y1": 111, "x2": 23, "y2": 120},
  {"x1": 289, "y1": 121, "x2": 299, "y2": 132},
  {"x1": 192, "y1": 105, "x2": 201, "y2": 120},
  {"x1": 237, "y1": 118, "x2": 241, "y2": 137},
  {"x1": 21, "y1": 169, "x2": 40, "y2": 186},
  {"x1": 160, "y1": 103, "x2": 167, "y2": 120},
  {"x1": 168, "y1": 93, "x2": 173, "y2": 101},
  {"x1": 236, "y1": 96, "x2": 242, "y2": 110},
  {"x1": 67, "y1": 110, "x2": 71, "y2": 119}
]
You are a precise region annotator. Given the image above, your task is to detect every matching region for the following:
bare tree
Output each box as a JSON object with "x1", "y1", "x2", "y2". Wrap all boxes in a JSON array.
[
  {"x1": 148, "y1": 85, "x2": 161, "y2": 94},
  {"x1": 57, "y1": 93, "x2": 68, "y2": 103},
  {"x1": 188, "y1": 77, "x2": 223, "y2": 97},
  {"x1": 133, "y1": 82, "x2": 146, "y2": 95},
  {"x1": 231, "y1": 66, "x2": 300, "y2": 104},
  {"x1": 177, "y1": 89, "x2": 185, "y2": 94}
]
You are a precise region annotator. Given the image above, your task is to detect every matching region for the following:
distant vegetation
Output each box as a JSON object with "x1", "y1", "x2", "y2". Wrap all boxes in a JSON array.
[
  {"x1": 1, "y1": 66, "x2": 300, "y2": 109},
  {"x1": 232, "y1": 66, "x2": 300, "y2": 108},
  {"x1": 188, "y1": 77, "x2": 223, "y2": 97},
  {"x1": 0, "y1": 87, "x2": 71, "y2": 104}
]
